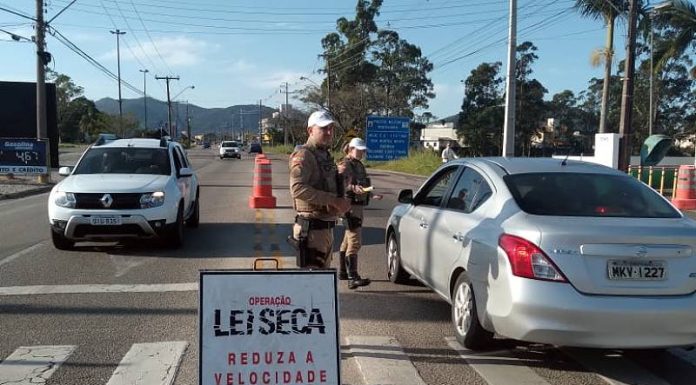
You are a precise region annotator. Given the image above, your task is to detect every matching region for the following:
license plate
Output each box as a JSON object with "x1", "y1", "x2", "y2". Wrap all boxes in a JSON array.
[
  {"x1": 607, "y1": 260, "x2": 666, "y2": 280},
  {"x1": 90, "y1": 216, "x2": 121, "y2": 226}
]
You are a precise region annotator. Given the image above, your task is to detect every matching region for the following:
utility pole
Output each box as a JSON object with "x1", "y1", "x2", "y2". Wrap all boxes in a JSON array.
[
  {"x1": 281, "y1": 82, "x2": 289, "y2": 146},
  {"x1": 186, "y1": 101, "x2": 191, "y2": 147},
  {"x1": 155, "y1": 75, "x2": 179, "y2": 138},
  {"x1": 110, "y1": 29, "x2": 126, "y2": 137},
  {"x1": 258, "y1": 99, "x2": 262, "y2": 142},
  {"x1": 139, "y1": 69, "x2": 149, "y2": 130},
  {"x1": 36, "y1": 0, "x2": 50, "y2": 182},
  {"x1": 618, "y1": 0, "x2": 639, "y2": 172},
  {"x1": 502, "y1": 0, "x2": 517, "y2": 157},
  {"x1": 319, "y1": 54, "x2": 332, "y2": 110}
]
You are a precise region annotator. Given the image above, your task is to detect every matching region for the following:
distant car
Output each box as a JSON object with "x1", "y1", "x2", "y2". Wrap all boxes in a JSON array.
[
  {"x1": 219, "y1": 141, "x2": 241, "y2": 159},
  {"x1": 202, "y1": 141, "x2": 211, "y2": 149},
  {"x1": 249, "y1": 143, "x2": 263, "y2": 154},
  {"x1": 48, "y1": 138, "x2": 200, "y2": 250},
  {"x1": 386, "y1": 157, "x2": 696, "y2": 350},
  {"x1": 94, "y1": 133, "x2": 119, "y2": 146}
]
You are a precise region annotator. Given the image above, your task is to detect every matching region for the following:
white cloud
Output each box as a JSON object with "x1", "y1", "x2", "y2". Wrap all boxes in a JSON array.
[
  {"x1": 100, "y1": 36, "x2": 210, "y2": 67},
  {"x1": 246, "y1": 70, "x2": 307, "y2": 90}
]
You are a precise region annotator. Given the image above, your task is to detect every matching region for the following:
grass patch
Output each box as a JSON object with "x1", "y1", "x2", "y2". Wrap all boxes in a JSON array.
[
  {"x1": 263, "y1": 144, "x2": 296, "y2": 155},
  {"x1": 367, "y1": 150, "x2": 441, "y2": 176}
]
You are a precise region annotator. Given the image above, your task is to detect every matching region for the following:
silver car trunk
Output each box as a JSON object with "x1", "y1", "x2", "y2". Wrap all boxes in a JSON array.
[{"x1": 528, "y1": 215, "x2": 696, "y2": 296}]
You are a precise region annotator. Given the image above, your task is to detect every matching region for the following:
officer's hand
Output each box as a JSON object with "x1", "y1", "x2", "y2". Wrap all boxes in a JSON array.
[
  {"x1": 373, "y1": 194, "x2": 384, "y2": 200},
  {"x1": 331, "y1": 197, "x2": 351, "y2": 214},
  {"x1": 353, "y1": 185, "x2": 365, "y2": 195}
]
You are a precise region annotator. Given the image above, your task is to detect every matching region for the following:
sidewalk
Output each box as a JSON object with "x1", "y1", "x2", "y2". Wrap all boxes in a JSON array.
[{"x1": 0, "y1": 171, "x2": 63, "y2": 200}]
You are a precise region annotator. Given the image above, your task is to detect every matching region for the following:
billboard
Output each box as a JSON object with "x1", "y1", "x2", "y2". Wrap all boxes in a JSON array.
[{"x1": 0, "y1": 81, "x2": 58, "y2": 167}]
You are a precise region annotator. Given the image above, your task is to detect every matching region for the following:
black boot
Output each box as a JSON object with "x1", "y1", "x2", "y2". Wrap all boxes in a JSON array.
[
  {"x1": 338, "y1": 251, "x2": 348, "y2": 280},
  {"x1": 347, "y1": 254, "x2": 370, "y2": 289}
]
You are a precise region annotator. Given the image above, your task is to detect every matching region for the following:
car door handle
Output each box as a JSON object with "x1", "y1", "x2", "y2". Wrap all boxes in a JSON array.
[
  {"x1": 452, "y1": 233, "x2": 465, "y2": 242},
  {"x1": 419, "y1": 222, "x2": 429, "y2": 229}
]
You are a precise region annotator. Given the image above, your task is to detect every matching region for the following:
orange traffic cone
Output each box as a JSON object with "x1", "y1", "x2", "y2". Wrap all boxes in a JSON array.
[
  {"x1": 672, "y1": 165, "x2": 696, "y2": 210},
  {"x1": 249, "y1": 156, "x2": 276, "y2": 208}
]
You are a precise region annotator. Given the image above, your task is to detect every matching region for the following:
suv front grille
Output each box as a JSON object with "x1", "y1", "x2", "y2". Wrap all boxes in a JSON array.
[
  {"x1": 73, "y1": 224, "x2": 146, "y2": 237},
  {"x1": 74, "y1": 193, "x2": 142, "y2": 209}
]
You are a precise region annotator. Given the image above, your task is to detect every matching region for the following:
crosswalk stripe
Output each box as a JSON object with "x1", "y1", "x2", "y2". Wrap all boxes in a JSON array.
[
  {"x1": 0, "y1": 283, "x2": 198, "y2": 296},
  {"x1": 0, "y1": 345, "x2": 76, "y2": 384},
  {"x1": 668, "y1": 346, "x2": 696, "y2": 367},
  {"x1": 562, "y1": 348, "x2": 671, "y2": 385},
  {"x1": 445, "y1": 337, "x2": 552, "y2": 385},
  {"x1": 346, "y1": 336, "x2": 427, "y2": 385},
  {"x1": 106, "y1": 341, "x2": 188, "y2": 385}
]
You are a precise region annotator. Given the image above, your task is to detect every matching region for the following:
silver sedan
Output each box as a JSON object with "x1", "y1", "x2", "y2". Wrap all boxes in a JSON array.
[{"x1": 386, "y1": 157, "x2": 696, "y2": 350}]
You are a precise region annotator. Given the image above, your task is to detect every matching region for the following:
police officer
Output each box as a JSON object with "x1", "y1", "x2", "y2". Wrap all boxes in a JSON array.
[
  {"x1": 338, "y1": 137, "x2": 383, "y2": 289},
  {"x1": 289, "y1": 110, "x2": 351, "y2": 268}
]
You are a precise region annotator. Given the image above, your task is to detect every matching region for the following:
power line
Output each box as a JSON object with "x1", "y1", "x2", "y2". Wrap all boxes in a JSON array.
[{"x1": 128, "y1": 0, "x2": 173, "y2": 75}]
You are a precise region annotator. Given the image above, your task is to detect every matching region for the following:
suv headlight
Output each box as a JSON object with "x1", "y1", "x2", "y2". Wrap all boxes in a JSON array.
[
  {"x1": 140, "y1": 191, "x2": 165, "y2": 208},
  {"x1": 54, "y1": 192, "x2": 76, "y2": 208}
]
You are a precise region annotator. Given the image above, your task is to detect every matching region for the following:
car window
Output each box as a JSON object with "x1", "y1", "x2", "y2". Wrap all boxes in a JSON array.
[
  {"x1": 505, "y1": 172, "x2": 681, "y2": 218},
  {"x1": 222, "y1": 142, "x2": 238, "y2": 148},
  {"x1": 416, "y1": 166, "x2": 458, "y2": 207},
  {"x1": 172, "y1": 148, "x2": 183, "y2": 172},
  {"x1": 174, "y1": 147, "x2": 189, "y2": 168},
  {"x1": 73, "y1": 148, "x2": 170, "y2": 175},
  {"x1": 446, "y1": 168, "x2": 493, "y2": 213}
]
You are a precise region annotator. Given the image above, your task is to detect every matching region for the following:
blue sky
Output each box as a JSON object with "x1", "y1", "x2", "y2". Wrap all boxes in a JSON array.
[{"x1": 0, "y1": 0, "x2": 629, "y2": 120}]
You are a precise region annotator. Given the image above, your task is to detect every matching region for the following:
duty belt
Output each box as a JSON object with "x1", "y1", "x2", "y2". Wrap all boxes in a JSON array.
[{"x1": 295, "y1": 216, "x2": 336, "y2": 229}]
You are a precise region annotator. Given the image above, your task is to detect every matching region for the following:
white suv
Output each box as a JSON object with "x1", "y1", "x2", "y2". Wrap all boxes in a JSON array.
[
  {"x1": 219, "y1": 141, "x2": 241, "y2": 159},
  {"x1": 48, "y1": 138, "x2": 200, "y2": 249}
]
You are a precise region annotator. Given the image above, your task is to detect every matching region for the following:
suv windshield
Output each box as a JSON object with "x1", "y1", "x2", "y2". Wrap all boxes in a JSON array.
[
  {"x1": 73, "y1": 148, "x2": 171, "y2": 175},
  {"x1": 505, "y1": 172, "x2": 680, "y2": 218},
  {"x1": 221, "y1": 142, "x2": 239, "y2": 148}
]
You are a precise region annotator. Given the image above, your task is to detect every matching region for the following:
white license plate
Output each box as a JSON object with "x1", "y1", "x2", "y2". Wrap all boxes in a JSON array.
[
  {"x1": 90, "y1": 216, "x2": 122, "y2": 226},
  {"x1": 607, "y1": 260, "x2": 666, "y2": 280}
]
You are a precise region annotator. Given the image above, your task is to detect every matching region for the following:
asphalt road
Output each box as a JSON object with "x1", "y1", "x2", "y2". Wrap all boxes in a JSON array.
[{"x1": 1, "y1": 147, "x2": 696, "y2": 385}]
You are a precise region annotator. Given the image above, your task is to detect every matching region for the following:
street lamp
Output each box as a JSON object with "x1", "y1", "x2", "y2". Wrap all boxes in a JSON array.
[{"x1": 172, "y1": 85, "x2": 194, "y2": 139}]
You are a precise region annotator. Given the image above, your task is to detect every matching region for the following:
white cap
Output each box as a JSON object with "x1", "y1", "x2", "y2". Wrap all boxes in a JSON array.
[
  {"x1": 307, "y1": 110, "x2": 335, "y2": 128},
  {"x1": 348, "y1": 137, "x2": 367, "y2": 150}
]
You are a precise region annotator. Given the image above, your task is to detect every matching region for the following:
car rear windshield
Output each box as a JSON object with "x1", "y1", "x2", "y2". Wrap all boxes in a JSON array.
[
  {"x1": 73, "y1": 148, "x2": 171, "y2": 175},
  {"x1": 222, "y1": 142, "x2": 238, "y2": 147},
  {"x1": 504, "y1": 172, "x2": 680, "y2": 218}
]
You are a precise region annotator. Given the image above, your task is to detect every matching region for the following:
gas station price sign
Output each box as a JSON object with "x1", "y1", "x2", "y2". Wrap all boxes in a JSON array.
[{"x1": 0, "y1": 139, "x2": 47, "y2": 174}]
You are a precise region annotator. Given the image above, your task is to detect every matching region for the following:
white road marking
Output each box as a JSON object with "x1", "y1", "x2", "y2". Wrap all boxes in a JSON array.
[
  {"x1": 108, "y1": 254, "x2": 147, "y2": 277},
  {"x1": 106, "y1": 341, "x2": 188, "y2": 385},
  {"x1": 0, "y1": 242, "x2": 45, "y2": 269},
  {"x1": 0, "y1": 345, "x2": 76, "y2": 384},
  {"x1": 446, "y1": 337, "x2": 552, "y2": 385},
  {"x1": 346, "y1": 335, "x2": 427, "y2": 385},
  {"x1": 562, "y1": 348, "x2": 671, "y2": 385},
  {"x1": 0, "y1": 282, "x2": 198, "y2": 296}
]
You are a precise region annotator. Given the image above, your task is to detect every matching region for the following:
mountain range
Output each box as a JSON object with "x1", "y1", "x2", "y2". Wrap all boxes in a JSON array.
[{"x1": 95, "y1": 97, "x2": 277, "y2": 136}]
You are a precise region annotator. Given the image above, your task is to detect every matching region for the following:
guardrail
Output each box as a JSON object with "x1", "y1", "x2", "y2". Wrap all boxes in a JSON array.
[{"x1": 627, "y1": 165, "x2": 678, "y2": 199}]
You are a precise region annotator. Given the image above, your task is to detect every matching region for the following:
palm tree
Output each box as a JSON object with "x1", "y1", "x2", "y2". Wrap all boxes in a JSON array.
[
  {"x1": 574, "y1": 0, "x2": 629, "y2": 133},
  {"x1": 654, "y1": 0, "x2": 696, "y2": 76}
]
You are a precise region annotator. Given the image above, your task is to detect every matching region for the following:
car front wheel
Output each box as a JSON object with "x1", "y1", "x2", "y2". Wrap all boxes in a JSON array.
[
  {"x1": 386, "y1": 232, "x2": 409, "y2": 283},
  {"x1": 164, "y1": 205, "x2": 184, "y2": 248},
  {"x1": 452, "y1": 273, "x2": 493, "y2": 350},
  {"x1": 186, "y1": 196, "x2": 200, "y2": 228},
  {"x1": 51, "y1": 228, "x2": 74, "y2": 250}
]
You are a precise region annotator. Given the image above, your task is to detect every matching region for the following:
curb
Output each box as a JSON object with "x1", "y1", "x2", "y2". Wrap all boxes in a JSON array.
[{"x1": 0, "y1": 185, "x2": 54, "y2": 201}]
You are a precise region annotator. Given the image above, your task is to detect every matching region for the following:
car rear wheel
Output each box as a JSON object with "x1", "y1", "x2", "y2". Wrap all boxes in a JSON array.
[
  {"x1": 452, "y1": 273, "x2": 493, "y2": 350},
  {"x1": 165, "y1": 205, "x2": 184, "y2": 248},
  {"x1": 387, "y1": 232, "x2": 409, "y2": 283},
  {"x1": 186, "y1": 195, "x2": 200, "y2": 228},
  {"x1": 51, "y1": 228, "x2": 74, "y2": 250}
]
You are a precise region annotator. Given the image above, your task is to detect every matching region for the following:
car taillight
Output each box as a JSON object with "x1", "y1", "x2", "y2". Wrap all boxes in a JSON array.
[{"x1": 498, "y1": 234, "x2": 567, "y2": 282}]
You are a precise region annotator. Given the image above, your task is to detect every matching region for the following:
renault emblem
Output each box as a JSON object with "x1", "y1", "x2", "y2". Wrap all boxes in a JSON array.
[
  {"x1": 100, "y1": 194, "x2": 113, "y2": 208},
  {"x1": 636, "y1": 245, "x2": 648, "y2": 257}
]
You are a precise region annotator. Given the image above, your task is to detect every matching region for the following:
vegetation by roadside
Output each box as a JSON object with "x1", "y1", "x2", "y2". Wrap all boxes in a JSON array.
[{"x1": 366, "y1": 150, "x2": 441, "y2": 176}]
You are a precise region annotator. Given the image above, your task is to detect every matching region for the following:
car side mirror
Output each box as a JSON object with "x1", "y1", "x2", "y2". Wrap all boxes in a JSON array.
[
  {"x1": 179, "y1": 167, "x2": 193, "y2": 177},
  {"x1": 58, "y1": 166, "x2": 72, "y2": 176},
  {"x1": 398, "y1": 189, "x2": 414, "y2": 204}
]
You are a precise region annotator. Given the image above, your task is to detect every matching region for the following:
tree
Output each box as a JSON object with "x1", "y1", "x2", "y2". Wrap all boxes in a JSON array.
[
  {"x1": 457, "y1": 62, "x2": 505, "y2": 156},
  {"x1": 47, "y1": 70, "x2": 85, "y2": 142},
  {"x1": 574, "y1": 0, "x2": 629, "y2": 134},
  {"x1": 514, "y1": 42, "x2": 548, "y2": 155},
  {"x1": 653, "y1": 0, "x2": 696, "y2": 75}
]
